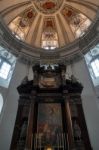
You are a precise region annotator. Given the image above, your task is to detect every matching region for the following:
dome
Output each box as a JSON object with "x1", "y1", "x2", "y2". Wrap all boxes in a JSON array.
[{"x1": 0, "y1": 0, "x2": 99, "y2": 63}]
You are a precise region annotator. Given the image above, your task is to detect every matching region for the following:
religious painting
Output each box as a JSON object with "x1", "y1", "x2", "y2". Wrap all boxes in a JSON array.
[{"x1": 37, "y1": 103, "x2": 63, "y2": 146}]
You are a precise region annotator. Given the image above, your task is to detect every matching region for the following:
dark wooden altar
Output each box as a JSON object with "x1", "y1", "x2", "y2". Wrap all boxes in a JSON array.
[{"x1": 10, "y1": 64, "x2": 92, "y2": 150}]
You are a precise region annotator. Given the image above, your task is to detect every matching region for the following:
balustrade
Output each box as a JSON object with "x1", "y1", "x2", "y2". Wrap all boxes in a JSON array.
[{"x1": 32, "y1": 133, "x2": 68, "y2": 150}]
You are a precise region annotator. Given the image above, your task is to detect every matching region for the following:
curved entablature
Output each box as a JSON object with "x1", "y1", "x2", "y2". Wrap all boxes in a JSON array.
[{"x1": 0, "y1": 0, "x2": 99, "y2": 64}]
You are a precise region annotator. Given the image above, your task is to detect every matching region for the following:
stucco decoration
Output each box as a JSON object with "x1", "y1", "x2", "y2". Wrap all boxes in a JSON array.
[
  {"x1": 0, "y1": 0, "x2": 99, "y2": 62},
  {"x1": 9, "y1": 7, "x2": 37, "y2": 40},
  {"x1": 61, "y1": 5, "x2": 91, "y2": 38},
  {"x1": 41, "y1": 17, "x2": 59, "y2": 49},
  {"x1": 33, "y1": 0, "x2": 63, "y2": 14}
]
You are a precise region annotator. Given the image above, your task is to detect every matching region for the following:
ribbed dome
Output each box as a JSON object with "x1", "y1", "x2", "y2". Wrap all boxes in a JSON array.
[
  {"x1": 0, "y1": 0, "x2": 99, "y2": 63},
  {"x1": 0, "y1": 0, "x2": 98, "y2": 49}
]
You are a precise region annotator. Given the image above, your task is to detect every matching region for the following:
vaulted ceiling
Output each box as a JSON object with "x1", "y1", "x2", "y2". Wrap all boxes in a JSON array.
[
  {"x1": 0, "y1": 0, "x2": 99, "y2": 63},
  {"x1": 0, "y1": 0, "x2": 98, "y2": 49}
]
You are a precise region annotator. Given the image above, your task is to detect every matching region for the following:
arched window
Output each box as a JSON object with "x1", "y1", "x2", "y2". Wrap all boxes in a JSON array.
[
  {"x1": 0, "y1": 58, "x2": 11, "y2": 79},
  {"x1": 0, "y1": 94, "x2": 3, "y2": 114},
  {"x1": 41, "y1": 29, "x2": 59, "y2": 50},
  {"x1": 91, "y1": 58, "x2": 99, "y2": 78},
  {"x1": 41, "y1": 18, "x2": 59, "y2": 51},
  {"x1": 0, "y1": 46, "x2": 16, "y2": 88},
  {"x1": 85, "y1": 44, "x2": 99, "y2": 86}
]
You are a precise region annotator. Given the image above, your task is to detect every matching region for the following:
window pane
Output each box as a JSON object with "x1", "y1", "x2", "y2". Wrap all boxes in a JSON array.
[
  {"x1": 0, "y1": 94, "x2": 3, "y2": 114},
  {"x1": 0, "y1": 62, "x2": 11, "y2": 79},
  {"x1": 91, "y1": 59, "x2": 99, "y2": 77}
]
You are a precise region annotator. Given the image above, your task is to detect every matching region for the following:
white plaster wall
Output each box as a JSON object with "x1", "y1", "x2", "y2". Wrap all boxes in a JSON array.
[
  {"x1": 0, "y1": 86, "x2": 7, "y2": 123},
  {"x1": 95, "y1": 85, "x2": 99, "y2": 97},
  {"x1": 0, "y1": 60, "x2": 33, "y2": 150},
  {"x1": 0, "y1": 86, "x2": 7, "y2": 103},
  {"x1": 67, "y1": 59, "x2": 99, "y2": 150}
]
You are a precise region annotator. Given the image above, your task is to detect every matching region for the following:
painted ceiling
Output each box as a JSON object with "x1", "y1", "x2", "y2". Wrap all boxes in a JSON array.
[
  {"x1": 33, "y1": 0, "x2": 63, "y2": 14},
  {"x1": 0, "y1": 0, "x2": 99, "y2": 51}
]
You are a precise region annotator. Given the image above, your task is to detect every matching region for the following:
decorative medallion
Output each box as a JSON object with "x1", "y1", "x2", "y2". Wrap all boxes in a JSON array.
[
  {"x1": 61, "y1": 6, "x2": 75, "y2": 20},
  {"x1": 24, "y1": 8, "x2": 36, "y2": 21},
  {"x1": 33, "y1": 0, "x2": 63, "y2": 14},
  {"x1": 27, "y1": 11, "x2": 33, "y2": 18}
]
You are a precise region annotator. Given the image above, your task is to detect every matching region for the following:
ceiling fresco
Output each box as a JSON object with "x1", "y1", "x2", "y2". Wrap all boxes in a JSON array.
[
  {"x1": 42, "y1": 18, "x2": 59, "y2": 49},
  {"x1": 0, "y1": 0, "x2": 98, "y2": 59},
  {"x1": 9, "y1": 7, "x2": 36, "y2": 40},
  {"x1": 33, "y1": 0, "x2": 63, "y2": 14},
  {"x1": 61, "y1": 5, "x2": 91, "y2": 38},
  {"x1": 8, "y1": 2, "x2": 93, "y2": 49}
]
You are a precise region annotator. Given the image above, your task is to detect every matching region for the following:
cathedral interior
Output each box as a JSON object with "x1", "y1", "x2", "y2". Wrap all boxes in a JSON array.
[{"x1": 0, "y1": 0, "x2": 99, "y2": 150}]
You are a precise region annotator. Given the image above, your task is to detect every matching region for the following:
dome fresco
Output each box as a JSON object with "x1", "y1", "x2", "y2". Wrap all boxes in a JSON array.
[
  {"x1": 0, "y1": 0, "x2": 99, "y2": 62},
  {"x1": 33, "y1": 0, "x2": 63, "y2": 14},
  {"x1": 7, "y1": 0, "x2": 94, "y2": 49}
]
